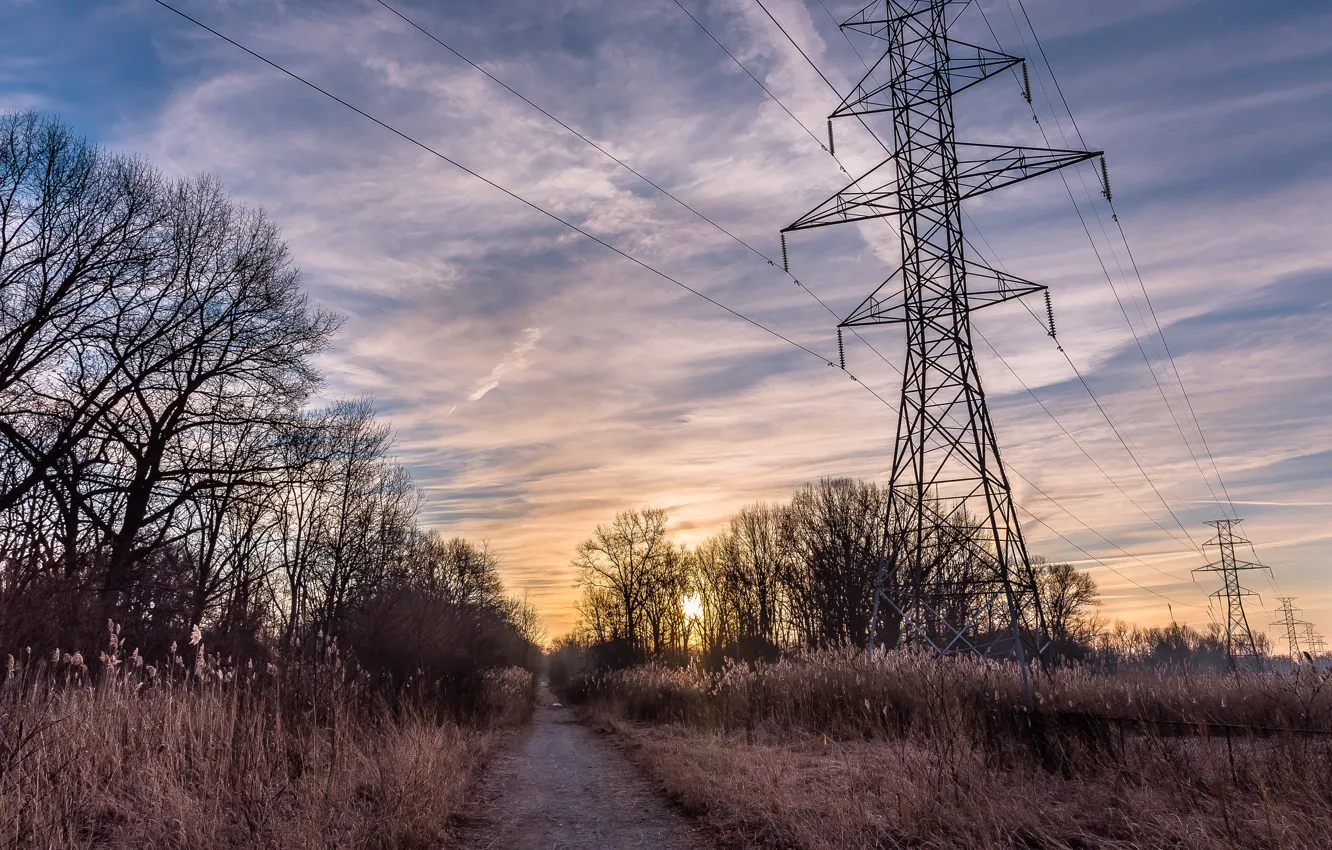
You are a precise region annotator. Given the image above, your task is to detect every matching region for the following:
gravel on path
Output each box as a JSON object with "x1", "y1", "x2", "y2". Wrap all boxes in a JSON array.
[{"x1": 465, "y1": 689, "x2": 709, "y2": 850}]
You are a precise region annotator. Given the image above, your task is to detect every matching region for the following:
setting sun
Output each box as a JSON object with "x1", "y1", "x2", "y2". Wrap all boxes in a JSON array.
[{"x1": 681, "y1": 593, "x2": 703, "y2": 622}]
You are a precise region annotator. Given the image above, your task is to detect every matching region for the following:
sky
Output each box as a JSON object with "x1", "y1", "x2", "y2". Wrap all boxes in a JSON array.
[{"x1": 3, "y1": 0, "x2": 1330, "y2": 641}]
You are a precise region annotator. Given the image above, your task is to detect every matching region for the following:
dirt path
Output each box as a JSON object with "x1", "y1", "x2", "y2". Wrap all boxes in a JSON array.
[{"x1": 465, "y1": 689, "x2": 708, "y2": 850}]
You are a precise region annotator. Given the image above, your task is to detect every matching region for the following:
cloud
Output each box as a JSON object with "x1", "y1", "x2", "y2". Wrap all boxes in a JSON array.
[
  {"x1": 468, "y1": 327, "x2": 544, "y2": 402},
  {"x1": 7, "y1": 0, "x2": 1331, "y2": 638}
]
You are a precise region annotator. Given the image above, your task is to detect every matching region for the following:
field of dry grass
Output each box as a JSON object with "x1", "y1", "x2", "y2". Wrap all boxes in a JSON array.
[
  {"x1": 0, "y1": 628, "x2": 534, "y2": 850},
  {"x1": 578, "y1": 649, "x2": 1332, "y2": 849}
]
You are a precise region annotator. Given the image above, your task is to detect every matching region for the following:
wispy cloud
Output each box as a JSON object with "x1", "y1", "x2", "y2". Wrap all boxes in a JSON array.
[
  {"x1": 468, "y1": 327, "x2": 544, "y2": 402},
  {"x1": 5, "y1": 0, "x2": 1330, "y2": 637}
]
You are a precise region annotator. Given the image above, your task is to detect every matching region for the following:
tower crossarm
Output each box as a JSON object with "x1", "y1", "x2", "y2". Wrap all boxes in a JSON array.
[
  {"x1": 1201, "y1": 585, "x2": 1259, "y2": 600},
  {"x1": 830, "y1": 40, "x2": 1023, "y2": 119},
  {"x1": 782, "y1": 144, "x2": 1098, "y2": 233},
  {"x1": 1193, "y1": 560, "x2": 1267, "y2": 575},
  {"x1": 782, "y1": 157, "x2": 898, "y2": 232},
  {"x1": 841, "y1": 260, "x2": 1044, "y2": 326},
  {"x1": 841, "y1": 0, "x2": 966, "y2": 39},
  {"x1": 954, "y1": 143, "x2": 1101, "y2": 200},
  {"x1": 964, "y1": 262, "x2": 1047, "y2": 310}
]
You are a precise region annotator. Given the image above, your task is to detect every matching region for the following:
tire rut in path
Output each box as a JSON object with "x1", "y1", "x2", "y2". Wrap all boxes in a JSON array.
[{"x1": 466, "y1": 689, "x2": 708, "y2": 850}]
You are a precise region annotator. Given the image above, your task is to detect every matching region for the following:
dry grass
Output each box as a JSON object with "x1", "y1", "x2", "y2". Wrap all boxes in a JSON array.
[
  {"x1": 578, "y1": 649, "x2": 1332, "y2": 849},
  {"x1": 580, "y1": 649, "x2": 1332, "y2": 734},
  {"x1": 0, "y1": 630, "x2": 534, "y2": 849}
]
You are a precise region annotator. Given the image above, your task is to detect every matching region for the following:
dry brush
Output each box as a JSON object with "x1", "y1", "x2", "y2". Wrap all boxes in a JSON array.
[
  {"x1": 0, "y1": 625, "x2": 534, "y2": 850},
  {"x1": 575, "y1": 649, "x2": 1332, "y2": 849}
]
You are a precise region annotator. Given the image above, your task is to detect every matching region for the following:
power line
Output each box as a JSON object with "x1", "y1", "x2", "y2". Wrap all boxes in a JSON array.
[
  {"x1": 972, "y1": 0, "x2": 1212, "y2": 546},
  {"x1": 669, "y1": 0, "x2": 830, "y2": 152},
  {"x1": 993, "y1": 0, "x2": 1231, "y2": 530},
  {"x1": 1013, "y1": 0, "x2": 1244, "y2": 526},
  {"x1": 998, "y1": 2, "x2": 1212, "y2": 515},
  {"x1": 1002, "y1": 0, "x2": 1280, "y2": 607},
  {"x1": 146, "y1": 0, "x2": 925, "y2": 461},
  {"x1": 383, "y1": 0, "x2": 1209, "y2": 610},
  {"x1": 811, "y1": 0, "x2": 847, "y2": 34},
  {"x1": 969, "y1": 242, "x2": 1207, "y2": 558},
  {"x1": 1111, "y1": 213, "x2": 1241, "y2": 518},
  {"x1": 1015, "y1": 502, "x2": 1204, "y2": 608},
  {"x1": 148, "y1": 0, "x2": 839, "y2": 371},
  {"x1": 144, "y1": 2, "x2": 899, "y2": 438},
  {"x1": 975, "y1": 327, "x2": 1199, "y2": 571},
  {"x1": 1055, "y1": 338, "x2": 1201, "y2": 550},
  {"x1": 372, "y1": 0, "x2": 905, "y2": 382},
  {"x1": 372, "y1": 0, "x2": 771, "y2": 273},
  {"x1": 753, "y1": 0, "x2": 839, "y2": 92},
  {"x1": 157, "y1": 0, "x2": 1209, "y2": 614}
]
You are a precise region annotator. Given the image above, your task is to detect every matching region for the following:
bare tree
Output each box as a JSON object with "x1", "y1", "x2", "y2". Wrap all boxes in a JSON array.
[
  {"x1": 1037, "y1": 560, "x2": 1099, "y2": 648},
  {"x1": 640, "y1": 543, "x2": 691, "y2": 658},
  {"x1": 690, "y1": 531, "x2": 738, "y2": 656},
  {"x1": 784, "y1": 478, "x2": 889, "y2": 648},
  {"x1": 576, "y1": 585, "x2": 625, "y2": 646},
  {"x1": 727, "y1": 502, "x2": 790, "y2": 647},
  {"x1": 406, "y1": 533, "x2": 507, "y2": 611},
  {"x1": 86, "y1": 174, "x2": 336, "y2": 612},
  {"x1": 572, "y1": 507, "x2": 670, "y2": 657},
  {"x1": 311, "y1": 399, "x2": 418, "y2": 641},
  {"x1": 0, "y1": 114, "x2": 540, "y2": 688},
  {"x1": 0, "y1": 112, "x2": 165, "y2": 515}
]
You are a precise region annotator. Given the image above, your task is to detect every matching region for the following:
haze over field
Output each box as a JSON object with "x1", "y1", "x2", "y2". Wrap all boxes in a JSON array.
[{"x1": 5, "y1": 0, "x2": 1329, "y2": 638}]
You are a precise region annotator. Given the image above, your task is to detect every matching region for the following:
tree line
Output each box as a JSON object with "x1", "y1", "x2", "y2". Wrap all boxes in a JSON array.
[
  {"x1": 0, "y1": 112, "x2": 539, "y2": 684},
  {"x1": 569, "y1": 478, "x2": 1101, "y2": 666}
]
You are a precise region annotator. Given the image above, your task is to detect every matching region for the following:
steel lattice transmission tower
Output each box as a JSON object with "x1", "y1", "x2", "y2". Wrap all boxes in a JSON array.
[
  {"x1": 1193, "y1": 519, "x2": 1266, "y2": 669},
  {"x1": 780, "y1": 0, "x2": 1098, "y2": 667},
  {"x1": 1303, "y1": 623, "x2": 1327, "y2": 659},
  {"x1": 1272, "y1": 597, "x2": 1309, "y2": 664}
]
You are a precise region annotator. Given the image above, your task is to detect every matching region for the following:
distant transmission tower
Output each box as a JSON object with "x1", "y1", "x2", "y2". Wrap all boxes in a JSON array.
[
  {"x1": 1303, "y1": 622, "x2": 1327, "y2": 659},
  {"x1": 780, "y1": 1, "x2": 1098, "y2": 677},
  {"x1": 1194, "y1": 519, "x2": 1266, "y2": 670},
  {"x1": 1272, "y1": 597, "x2": 1308, "y2": 664}
]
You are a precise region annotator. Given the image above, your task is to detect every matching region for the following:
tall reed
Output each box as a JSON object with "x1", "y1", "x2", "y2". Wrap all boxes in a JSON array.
[
  {"x1": 576, "y1": 649, "x2": 1332, "y2": 848},
  {"x1": 577, "y1": 647, "x2": 1332, "y2": 736},
  {"x1": 0, "y1": 622, "x2": 533, "y2": 849}
]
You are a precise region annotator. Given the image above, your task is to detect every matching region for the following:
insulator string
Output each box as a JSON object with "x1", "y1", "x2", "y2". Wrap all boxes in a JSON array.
[{"x1": 1044, "y1": 289, "x2": 1063, "y2": 352}]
